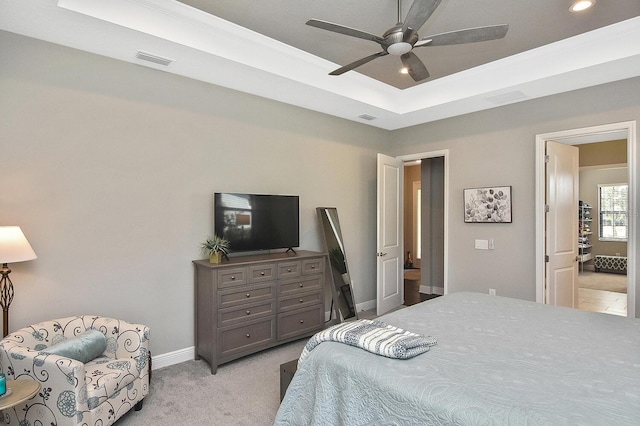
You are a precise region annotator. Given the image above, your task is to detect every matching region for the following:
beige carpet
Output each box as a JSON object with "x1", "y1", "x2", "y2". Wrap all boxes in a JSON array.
[
  {"x1": 115, "y1": 339, "x2": 306, "y2": 426},
  {"x1": 578, "y1": 270, "x2": 627, "y2": 294}
]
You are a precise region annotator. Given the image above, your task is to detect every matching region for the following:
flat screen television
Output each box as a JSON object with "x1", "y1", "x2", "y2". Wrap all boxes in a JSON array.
[{"x1": 214, "y1": 193, "x2": 300, "y2": 252}]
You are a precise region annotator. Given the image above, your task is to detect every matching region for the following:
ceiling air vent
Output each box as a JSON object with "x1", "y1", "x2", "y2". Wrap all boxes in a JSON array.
[
  {"x1": 358, "y1": 114, "x2": 377, "y2": 121},
  {"x1": 484, "y1": 91, "x2": 528, "y2": 105},
  {"x1": 135, "y1": 51, "x2": 174, "y2": 66}
]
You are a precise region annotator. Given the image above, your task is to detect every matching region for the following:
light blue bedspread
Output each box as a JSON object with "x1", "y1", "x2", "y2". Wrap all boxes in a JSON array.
[{"x1": 275, "y1": 292, "x2": 640, "y2": 425}]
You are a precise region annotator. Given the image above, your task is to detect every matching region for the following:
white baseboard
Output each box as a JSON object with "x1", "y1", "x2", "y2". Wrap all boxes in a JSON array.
[
  {"x1": 153, "y1": 300, "x2": 391, "y2": 370},
  {"x1": 423, "y1": 285, "x2": 444, "y2": 295},
  {"x1": 356, "y1": 299, "x2": 376, "y2": 313},
  {"x1": 152, "y1": 346, "x2": 194, "y2": 370}
]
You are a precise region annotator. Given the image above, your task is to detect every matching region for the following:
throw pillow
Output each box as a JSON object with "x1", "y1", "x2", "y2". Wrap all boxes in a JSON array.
[{"x1": 44, "y1": 329, "x2": 107, "y2": 363}]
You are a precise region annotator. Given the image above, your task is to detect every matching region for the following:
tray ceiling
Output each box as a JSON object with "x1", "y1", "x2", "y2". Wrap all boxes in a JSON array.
[{"x1": 1, "y1": 0, "x2": 639, "y2": 130}]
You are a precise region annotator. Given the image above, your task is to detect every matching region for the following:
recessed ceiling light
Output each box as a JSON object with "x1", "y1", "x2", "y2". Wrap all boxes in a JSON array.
[
  {"x1": 570, "y1": 0, "x2": 596, "y2": 12},
  {"x1": 400, "y1": 67, "x2": 409, "y2": 75}
]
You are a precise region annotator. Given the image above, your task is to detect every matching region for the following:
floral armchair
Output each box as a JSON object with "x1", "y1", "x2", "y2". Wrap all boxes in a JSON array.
[{"x1": 0, "y1": 315, "x2": 150, "y2": 426}]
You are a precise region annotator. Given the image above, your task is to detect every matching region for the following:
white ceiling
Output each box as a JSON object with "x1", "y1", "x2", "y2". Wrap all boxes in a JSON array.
[{"x1": 1, "y1": 0, "x2": 640, "y2": 130}]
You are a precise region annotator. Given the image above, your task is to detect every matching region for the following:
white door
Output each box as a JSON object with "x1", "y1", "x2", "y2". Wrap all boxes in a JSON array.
[
  {"x1": 377, "y1": 153, "x2": 404, "y2": 315},
  {"x1": 545, "y1": 141, "x2": 579, "y2": 308}
]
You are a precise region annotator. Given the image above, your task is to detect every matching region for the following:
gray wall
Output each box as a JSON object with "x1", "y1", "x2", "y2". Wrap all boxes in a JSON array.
[
  {"x1": 0, "y1": 31, "x2": 388, "y2": 356},
  {"x1": 2, "y1": 29, "x2": 640, "y2": 360},
  {"x1": 421, "y1": 157, "x2": 445, "y2": 292},
  {"x1": 391, "y1": 78, "x2": 640, "y2": 314}
]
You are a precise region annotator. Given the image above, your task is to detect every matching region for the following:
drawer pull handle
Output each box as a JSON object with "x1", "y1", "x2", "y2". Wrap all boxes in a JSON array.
[
  {"x1": 299, "y1": 283, "x2": 303, "y2": 288},
  {"x1": 246, "y1": 293, "x2": 251, "y2": 298},
  {"x1": 246, "y1": 333, "x2": 251, "y2": 338},
  {"x1": 287, "y1": 268, "x2": 292, "y2": 272},
  {"x1": 299, "y1": 320, "x2": 304, "y2": 324},
  {"x1": 311, "y1": 265, "x2": 315, "y2": 269},
  {"x1": 299, "y1": 299, "x2": 304, "y2": 303},
  {"x1": 231, "y1": 276, "x2": 236, "y2": 280},
  {"x1": 246, "y1": 310, "x2": 251, "y2": 315},
  {"x1": 260, "y1": 272, "x2": 265, "y2": 276}
]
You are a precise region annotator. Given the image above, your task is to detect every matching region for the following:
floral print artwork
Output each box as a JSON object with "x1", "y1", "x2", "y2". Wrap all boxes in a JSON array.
[{"x1": 464, "y1": 186, "x2": 512, "y2": 223}]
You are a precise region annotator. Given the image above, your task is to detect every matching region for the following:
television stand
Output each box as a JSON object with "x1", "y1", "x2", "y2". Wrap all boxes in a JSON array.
[{"x1": 193, "y1": 250, "x2": 326, "y2": 374}]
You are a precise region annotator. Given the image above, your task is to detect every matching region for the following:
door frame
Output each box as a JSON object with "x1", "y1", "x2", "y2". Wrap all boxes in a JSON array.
[
  {"x1": 398, "y1": 149, "x2": 449, "y2": 295},
  {"x1": 535, "y1": 121, "x2": 637, "y2": 318}
]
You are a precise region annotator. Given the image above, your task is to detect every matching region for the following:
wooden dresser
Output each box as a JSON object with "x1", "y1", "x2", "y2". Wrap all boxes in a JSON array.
[{"x1": 193, "y1": 250, "x2": 327, "y2": 374}]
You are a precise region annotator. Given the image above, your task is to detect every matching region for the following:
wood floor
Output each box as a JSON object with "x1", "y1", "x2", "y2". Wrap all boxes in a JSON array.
[
  {"x1": 363, "y1": 291, "x2": 628, "y2": 319},
  {"x1": 578, "y1": 287, "x2": 627, "y2": 316}
]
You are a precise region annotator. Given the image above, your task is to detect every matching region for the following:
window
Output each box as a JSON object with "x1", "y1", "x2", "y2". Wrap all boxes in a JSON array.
[{"x1": 598, "y1": 184, "x2": 628, "y2": 241}]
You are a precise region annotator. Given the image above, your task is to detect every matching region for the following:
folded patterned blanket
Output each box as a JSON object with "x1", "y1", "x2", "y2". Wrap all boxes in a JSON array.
[{"x1": 299, "y1": 319, "x2": 437, "y2": 365}]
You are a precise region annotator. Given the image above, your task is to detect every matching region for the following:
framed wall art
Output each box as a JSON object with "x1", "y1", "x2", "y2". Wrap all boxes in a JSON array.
[{"x1": 464, "y1": 186, "x2": 512, "y2": 223}]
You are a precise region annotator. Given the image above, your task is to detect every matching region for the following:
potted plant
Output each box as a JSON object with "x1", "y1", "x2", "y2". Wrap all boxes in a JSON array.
[{"x1": 201, "y1": 234, "x2": 230, "y2": 264}]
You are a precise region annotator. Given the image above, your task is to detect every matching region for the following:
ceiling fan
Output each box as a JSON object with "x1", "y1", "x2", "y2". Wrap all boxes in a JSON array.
[{"x1": 306, "y1": 0, "x2": 509, "y2": 82}]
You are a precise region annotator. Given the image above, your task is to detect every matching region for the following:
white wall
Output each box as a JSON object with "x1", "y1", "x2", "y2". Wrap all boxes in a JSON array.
[
  {"x1": 0, "y1": 31, "x2": 388, "y2": 356},
  {"x1": 391, "y1": 78, "x2": 640, "y2": 311}
]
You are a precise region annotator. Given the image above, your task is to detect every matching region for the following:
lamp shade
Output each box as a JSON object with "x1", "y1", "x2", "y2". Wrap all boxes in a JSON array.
[{"x1": 0, "y1": 226, "x2": 37, "y2": 263}]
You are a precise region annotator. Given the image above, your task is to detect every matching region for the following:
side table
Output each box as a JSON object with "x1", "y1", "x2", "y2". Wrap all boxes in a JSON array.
[{"x1": 0, "y1": 380, "x2": 40, "y2": 411}]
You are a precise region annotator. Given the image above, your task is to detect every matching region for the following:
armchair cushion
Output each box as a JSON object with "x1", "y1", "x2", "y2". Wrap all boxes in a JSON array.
[
  {"x1": 45, "y1": 329, "x2": 107, "y2": 363},
  {"x1": 84, "y1": 356, "x2": 139, "y2": 408}
]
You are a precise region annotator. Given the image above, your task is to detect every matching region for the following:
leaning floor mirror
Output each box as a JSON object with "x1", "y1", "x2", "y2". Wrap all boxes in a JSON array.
[{"x1": 317, "y1": 207, "x2": 358, "y2": 322}]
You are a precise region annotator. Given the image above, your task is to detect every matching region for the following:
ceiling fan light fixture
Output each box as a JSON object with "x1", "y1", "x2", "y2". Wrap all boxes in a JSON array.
[
  {"x1": 387, "y1": 42, "x2": 412, "y2": 56},
  {"x1": 570, "y1": 0, "x2": 595, "y2": 12}
]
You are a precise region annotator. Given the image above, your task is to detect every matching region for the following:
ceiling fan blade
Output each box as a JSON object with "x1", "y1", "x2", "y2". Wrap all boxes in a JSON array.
[
  {"x1": 306, "y1": 19, "x2": 384, "y2": 44},
  {"x1": 415, "y1": 24, "x2": 509, "y2": 47},
  {"x1": 329, "y1": 51, "x2": 388, "y2": 76},
  {"x1": 401, "y1": 52, "x2": 430, "y2": 82},
  {"x1": 402, "y1": 0, "x2": 443, "y2": 34}
]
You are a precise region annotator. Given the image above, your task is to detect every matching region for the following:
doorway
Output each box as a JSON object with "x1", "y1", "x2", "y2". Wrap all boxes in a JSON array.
[
  {"x1": 535, "y1": 121, "x2": 637, "y2": 318},
  {"x1": 577, "y1": 141, "x2": 628, "y2": 316},
  {"x1": 399, "y1": 150, "x2": 449, "y2": 297},
  {"x1": 376, "y1": 149, "x2": 449, "y2": 316}
]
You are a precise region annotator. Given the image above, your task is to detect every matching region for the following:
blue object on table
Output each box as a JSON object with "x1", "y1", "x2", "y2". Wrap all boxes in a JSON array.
[{"x1": 0, "y1": 373, "x2": 6, "y2": 396}]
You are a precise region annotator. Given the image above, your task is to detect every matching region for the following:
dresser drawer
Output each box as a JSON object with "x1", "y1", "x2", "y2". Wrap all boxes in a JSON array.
[
  {"x1": 302, "y1": 257, "x2": 324, "y2": 275},
  {"x1": 218, "y1": 283, "x2": 275, "y2": 308},
  {"x1": 249, "y1": 264, "x2": 276, "y2": 283},
  {"x1": 218, "y1": 300, "x2": 275, "y2": 326},
  {"x1": 279, "y1": 275, "x2": 323, "y2": 296},
  {"x1": 217, "y1": 267, "x2": 248, "y2": 289},
  {"x1": 279, "y1": 290, "x2": 322, "y2": 313},
  {"x1": 277, "y1": 261, "x2": 301, "y2": 279},
  {"x1": 277, "y1": 305, "x2": 324, "y2": 341},
  {"x1": 218, "y1": 317, "x2": 276, "y2": 358}
]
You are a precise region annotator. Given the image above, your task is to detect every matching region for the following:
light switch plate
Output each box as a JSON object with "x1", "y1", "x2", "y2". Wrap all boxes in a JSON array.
[{"x1": 475, "y1": 239, "x2": 489, "y2": 250}]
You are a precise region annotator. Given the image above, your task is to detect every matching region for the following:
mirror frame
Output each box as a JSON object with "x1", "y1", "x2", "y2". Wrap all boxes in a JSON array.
[{"x1": 317, "y1": 207, "x2": 358, "y2": 322}]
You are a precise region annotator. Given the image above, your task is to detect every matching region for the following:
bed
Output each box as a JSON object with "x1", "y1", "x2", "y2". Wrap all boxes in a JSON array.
[{"x1": 275, "y1": 292, "x2": 640, "y2": 425}]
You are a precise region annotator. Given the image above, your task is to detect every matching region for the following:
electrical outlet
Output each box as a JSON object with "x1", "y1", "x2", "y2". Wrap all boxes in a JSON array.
[
  {"x1": 489, "y1": 288, "x2": 496, "y2": 296},
  {"x1": 488, "y1": 239, "x2": 495, "y2": 250}
]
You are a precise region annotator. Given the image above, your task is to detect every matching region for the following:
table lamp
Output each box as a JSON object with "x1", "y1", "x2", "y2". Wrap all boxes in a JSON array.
[{"x1": 0, "y1": 226, "x2": 37, "y2": 337}]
